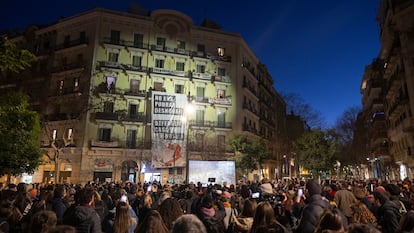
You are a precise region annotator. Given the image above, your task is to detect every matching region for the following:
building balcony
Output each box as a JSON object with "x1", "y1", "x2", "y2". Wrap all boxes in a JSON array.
[
  {"x1": 387, "y1": 95, "x2": 409, "y2": 119},
  {"x1": 189, "y1": 120, "x2": 232, "y2": 129},
  {"x1": 243, "y1": 102, "x2": 258, "y2": 115},
  {"x1": 120, "y1": 112, "x2": 147, "y2": 123},
  {"x1": 94, "y1": 112, "x2": 119, "y2": 121},
  {"x1": 121, "y1": 64, "x2": 148, "y2": 73},
  {"x1": 208, "y1": 97, "x2": 231, "y2": 106},
  {"x1": 193, "y1": 96, "x2": 209, "y2": 104},
  {"x1": 120, "y1": 40, "x2": 150, "y2": 50},
  {"x1": 243, "y1": 81, "x2": 257, "y2": 96},
  {"x1": 149, "y1": 67, "x2": 187, "y2": 77},
  {"x1": 212, "y1": 75, "x2": 231, "y2": 84},
  {"x1": 120, "y1": 140, "x2": 152, "y2": 149},
  {"x1": 55, "y1": 38, "x2": 88, "y2": 51},
  {"x1": 51, "y1": 61, "x2": 85, "y2": 73},
  {"x1": 190, "y1": 51, "x2": 232, "y2": 62},
  {"x1": 191, "y1": 72, "x2": 214, "y2": 81},
  {"x1": 91, "y1": 139, "x2": 119, "y2": 148},
  {"x1": 98, "y1": 61, "x2": 122, "y2": 70},
  {"x1": 150, "y1": 44, "x2": 187, "y2": 55},
  {"x1": 242, "y1": 123, "x2": 258, "y2": 134},
  {"x1": 51, "y1": 87, "x2": 83, "y2": 97},
  {"x1": 124, "y1": 89, "x2": 147, "y2": 98}
]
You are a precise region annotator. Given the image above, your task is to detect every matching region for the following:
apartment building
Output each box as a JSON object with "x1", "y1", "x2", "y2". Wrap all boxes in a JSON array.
[
  {"x1": 1, "y1": 7, "x2": 286, "y2": 184},
  {"x1": 360, "y1": 0, "x2": 414, "y2": 180}
]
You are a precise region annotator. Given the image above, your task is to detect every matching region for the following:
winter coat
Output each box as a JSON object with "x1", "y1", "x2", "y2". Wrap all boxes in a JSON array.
[
  {"x1": 63, "y1": 205, "x2": 102, "y2": 233},
  {"x1": 376, "y1": 200, "x2": 401, "y2": 233},
  {"x1": 295, "y1": 194, "x2": 331, "y2": 233},
  {"x1": 51, "y1": 197, "x2": 67, "y2": 224}
]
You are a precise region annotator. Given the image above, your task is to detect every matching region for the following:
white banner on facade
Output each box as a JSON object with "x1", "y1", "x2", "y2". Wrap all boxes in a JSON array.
[{"x1": 151, "y1": 91, "x2": 187, "y2": 168}]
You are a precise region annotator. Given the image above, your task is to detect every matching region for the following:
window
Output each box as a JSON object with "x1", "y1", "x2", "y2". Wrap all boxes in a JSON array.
[
  {"x1": 217, "y1": 47, "x2": 225, "y2": 56},
  {"x1": 169, "y1": 168, "x2": 174, "y2": 175},
  {"x1": 176, "y1": 167, "x2": 183, "y2": 175},
  {"x1": 132, "y1": 55, "x2": 142, "y2": 67},
  {"x1": 155, "y1": 59, "x2": 164, "y2": 68},
  {"x1": 154, "y1": 82, "x2": 163, "y2": 91},
  {"x1": 217, "y1": 89, "x2": 225, "y2": 99},
  {"x1": 176, "y1": 62, "x2": 185, "y2": 71},
  {"x1": 133, "y1": 33, "x2": 143, "y2": 48},
  {"x1": 177, "y1": 40, "x2": 185, "y2": 49},
  {"x1": 103, "y1": 101, "x2": 114, "y2": 113},
  {"x1": 73, "y1": 77, "x2": 79, "y2": 91},
  {"x1": 126, "y1": 129, "x2": 137, "y2": 148},
  {"x1": 64, "y1": 35, "x2": 70, "y2": 47},
  {"x1": 217, "y1": 135, "x2": 226, "y2": 150},
  {"x1": 196, "y1": 64, "x2": 205, "y2": 73},
  {"x1": 217, "y1": 112, "x2": 225, "y2": 127},
  {"x1": 218, "y1": 67, "x2": 225, "y2": 76},
  {"x1": 175, "y1": 84, "x2": 184, "y2": 94},
  {"x1": 129, "y1": 104, "x2": 138, "y2": 117},
  {"x1": 156, "y1": 37, "x2": 166, "y2": 48},
  {"x1": 196, "y1": 110, "x2": 205, "y2": 124},
  {"x1": 57, "y1": 80, "x2": 64, "y2": 94},
  {"x1": 108, "y1": 52, "x2": 119, "y2": 62},
  {"x1": 80, "y1": 31, "x2": 86, "y2": 43},
  {"x1": 99, "y1": 128, "x2": 111, "y2": 142},
  {"x1": 130, "y1": 80, "x2": 140, "y2": 94},
  {"x1": 106, "y1": 76, "x2": 116, "y2": 93},
  {"x1": 67, "y1": 128, "x2": 73, "y2": 140},
  {"x1": 110, "y1": 30, "x2": 121, "y2": 44},
  {"x1": 196, "y1": 87, "x2": 205, "y2": 98},
  {"x1": 52, "y1": 129, "x2": 57, "y2": 141},
  {"x1": 197, "y1": 44, "x2": 205, "y2": 52}
]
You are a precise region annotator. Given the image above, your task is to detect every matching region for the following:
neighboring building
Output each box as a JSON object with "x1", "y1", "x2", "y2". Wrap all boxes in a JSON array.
[
  {"x1": 360, "y1": 59, "x2": 391, "y2": 180},
  {"x1": 0, "y1": 7, "x2": 287, "y2": 184},
  {"x1": 359, "y1": 0, "x2": 414, "y2": 180}
]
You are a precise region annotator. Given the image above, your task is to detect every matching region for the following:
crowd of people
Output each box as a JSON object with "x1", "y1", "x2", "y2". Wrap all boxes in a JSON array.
[{"x1": 0, "y1": 177, "x2": 414, "y2": 233}]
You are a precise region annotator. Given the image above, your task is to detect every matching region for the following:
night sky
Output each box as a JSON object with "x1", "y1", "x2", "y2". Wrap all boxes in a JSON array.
[{"x1": 0, "y1": 0, "x2": 381, "y2": 126}]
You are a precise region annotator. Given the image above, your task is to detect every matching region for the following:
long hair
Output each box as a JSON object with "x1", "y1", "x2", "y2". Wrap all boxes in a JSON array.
[
  {"x1": 241, "y1": 199, "x2": 257, "y2": 218},
  {"x1": 135, "y1": 210, "x2": 169, "y2": 233},
  {"x1": 350, "y1": 201, "x2": 376, "y2": 224},
  {"x1": 114, "y1": 201, "x2": 136, "y2": 233},
  {"x1": 158, "y1": 198, "x2": 183, "y2": 230},
  {"x1": 314, "y1": 208, "x2": 345, "y2": 233},
  {"x1": 250, "y1": 201, "x2": 283, "y2": 233},
  {"x1": 143, "y1": 193, "x2": 153, "y2": 208},
  {"x1": 28, "y1": 210, "x2": 57, "y2": 233}
]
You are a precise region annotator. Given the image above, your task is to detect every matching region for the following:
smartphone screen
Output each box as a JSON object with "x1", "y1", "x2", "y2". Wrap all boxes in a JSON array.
[
  {"x1": 121, "y1": 195, "x2": 127, "y2": 203},
  {"x1": 298, "y1": 188, "x2": 303, "y2": 197},
  {"x1": 252, "y1": 192, "x2": 260, "y2": 199}
]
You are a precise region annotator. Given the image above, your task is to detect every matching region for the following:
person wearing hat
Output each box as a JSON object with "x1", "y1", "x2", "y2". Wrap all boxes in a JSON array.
[{"x1": 293, "y1": 179, "x2": 334, "y2": 233}]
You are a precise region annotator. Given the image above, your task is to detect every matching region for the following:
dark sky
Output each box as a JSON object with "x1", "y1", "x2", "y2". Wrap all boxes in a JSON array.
[{"x1": 1, "y1": 0, "x2": 381, "y2": 126}]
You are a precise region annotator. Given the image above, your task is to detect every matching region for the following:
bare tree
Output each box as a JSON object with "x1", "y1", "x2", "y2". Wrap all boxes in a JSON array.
[{"x1": 281, "y1": 92, "x2": 325, "y2": 129}]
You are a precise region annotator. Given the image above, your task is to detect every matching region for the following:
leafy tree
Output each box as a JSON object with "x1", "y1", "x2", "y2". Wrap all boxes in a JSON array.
[
  {"x1": 228, "y1": 134, "x2": 272, "y2": 177},
  {"x1": 0, "y1": 92, "x2": 43, "y2": 181},
  {"x1": 0, "y1": 40, "x2": 35, "y2": 75},
  {"x1": 294, "y1": 129, "x2": 341, "y2": 177},
  {"x1": 281, "y1": 92, "x2": 325, "y2": 129}
]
